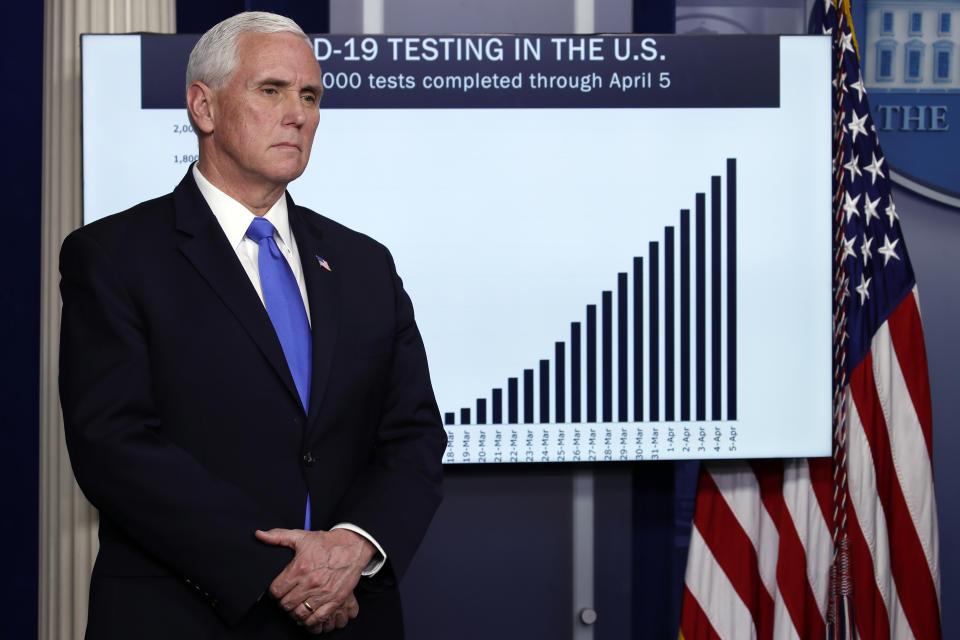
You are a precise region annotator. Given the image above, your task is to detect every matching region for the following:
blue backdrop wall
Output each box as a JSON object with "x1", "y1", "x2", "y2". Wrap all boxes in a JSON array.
[{"x1": 0, "y1": 2, "x2": 42, "y2": 638}]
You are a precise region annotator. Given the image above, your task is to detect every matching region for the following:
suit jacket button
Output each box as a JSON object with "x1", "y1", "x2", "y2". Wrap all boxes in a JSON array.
[{"x1": 302, "y1": 451, "x2": 315, "y2": 466}]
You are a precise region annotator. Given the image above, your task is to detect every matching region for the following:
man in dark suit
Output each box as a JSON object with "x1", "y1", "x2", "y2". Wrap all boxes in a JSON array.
[{"x1": 59, "y1": 11, "x2": 445, "y2": 638}]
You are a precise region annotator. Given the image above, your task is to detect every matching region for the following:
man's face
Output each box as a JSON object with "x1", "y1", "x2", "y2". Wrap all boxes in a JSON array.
[{"x1": 208, "y1": 31, "x2": 322, "y2": 191}]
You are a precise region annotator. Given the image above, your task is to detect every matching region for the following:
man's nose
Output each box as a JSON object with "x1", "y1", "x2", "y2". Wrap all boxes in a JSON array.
[{"x1": 282, "y1": 91, "x2": 307, "y2": 126}]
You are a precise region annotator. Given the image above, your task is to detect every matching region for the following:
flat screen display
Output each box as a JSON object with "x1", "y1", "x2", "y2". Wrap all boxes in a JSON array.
[{"x1": 82, "y1": 33, "x2": 832, "y2": 464}]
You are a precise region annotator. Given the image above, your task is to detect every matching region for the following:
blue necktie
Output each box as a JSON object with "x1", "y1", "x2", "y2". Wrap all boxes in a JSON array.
[{"x1": 245, "y1": 217, "x2": 313, "y2": 529}]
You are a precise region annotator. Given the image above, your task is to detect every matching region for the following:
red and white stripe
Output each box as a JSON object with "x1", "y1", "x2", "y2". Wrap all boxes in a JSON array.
[{"x1": 680, "y1": 288, "x2": 941, "y2": 639}]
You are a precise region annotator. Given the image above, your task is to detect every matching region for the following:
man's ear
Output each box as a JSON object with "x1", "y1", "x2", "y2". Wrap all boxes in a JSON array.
[{"x1": 186, "y1": 81, "x2": 216, "y2": 134}]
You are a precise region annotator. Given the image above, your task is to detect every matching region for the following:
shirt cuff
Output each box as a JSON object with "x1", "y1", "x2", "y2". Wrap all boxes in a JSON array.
[{"x1": 330, "y1": 523, "x2": 386, "y2": 577}]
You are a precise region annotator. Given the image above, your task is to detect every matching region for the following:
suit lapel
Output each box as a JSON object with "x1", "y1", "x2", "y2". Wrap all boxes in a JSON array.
[
  {"x1": 172, "y1": 173, "x2": 303, "y2": 410},
  {"x1": 287, "y1": 196, "x2": 340, "y2": 431}
]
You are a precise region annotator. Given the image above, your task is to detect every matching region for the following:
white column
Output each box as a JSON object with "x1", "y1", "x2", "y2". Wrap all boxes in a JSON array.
[
  {"x1": 572, "y1": 470, "x2": 596, "y2": 640},
  {"x1": 40, "y1": 2, "x2": 175, "y2": 638},
  {"x1": 362, "y1": 0, "x2": 385, "y2": 34},
  {"x1": 574, "y1": 0, "x2": 596, "y2": 34}
]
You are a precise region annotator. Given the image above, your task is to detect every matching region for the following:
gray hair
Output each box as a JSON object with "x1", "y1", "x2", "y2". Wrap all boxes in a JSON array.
[{"x1": 185, "y1": 11, "x2": 311, "y2": 93}]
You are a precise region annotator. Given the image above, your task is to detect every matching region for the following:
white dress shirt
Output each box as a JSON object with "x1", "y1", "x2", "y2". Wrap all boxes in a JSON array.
[{"x1": 192, "y1": 165, "x2": 385, "y2": 576}]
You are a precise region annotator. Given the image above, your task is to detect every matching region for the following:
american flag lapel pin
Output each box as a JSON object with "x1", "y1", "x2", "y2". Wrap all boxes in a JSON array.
[{"x1": 315, "y1": 255, "x2": 332, "y2": 272}]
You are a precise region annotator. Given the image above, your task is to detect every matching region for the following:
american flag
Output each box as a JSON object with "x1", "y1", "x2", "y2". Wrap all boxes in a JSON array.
[{"x1": 679, "y1": 1, "x2": 941, "y2": 638}]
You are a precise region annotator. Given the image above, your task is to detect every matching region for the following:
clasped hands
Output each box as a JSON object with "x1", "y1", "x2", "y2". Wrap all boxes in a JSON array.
[{"x1": 255, "y1": 527, "x2": 376, "y2": 635}]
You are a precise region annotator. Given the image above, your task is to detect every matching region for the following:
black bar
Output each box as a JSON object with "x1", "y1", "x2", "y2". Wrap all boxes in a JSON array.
[
  {"x1": 493, "y1": 388, "x2": 503, "y2": 424},
  {"x1": 508, "y1": 378, "x2": 518, "y2": 424},
  {"x1": 680, "y1": 210, "x2": 691, "y2": 422},
  {"x1": 632, "y1": 0, "x2": 676, "y2": 33},
  {"x1": 618, "y1": 273, "x2": 628, "y2": 422},
  {"x1": 460, "y1": 408, "x2": 471, "y2": 425},
  {"x1": 444, "y1": 412, "x2": 455, "y2": 425},
  {"x1": 633, "y1": 257, "x2": 644, "y2": 421},
  {"x1": 711, "y1": 175, "x2": 722, "y2": 421},
  {"x1": 602, "y1": 291, "x2": 612, "y2": 422},
  {"x1": 524, "y1": 369, "x2": 534, "y2": 424},
  {"x1": 571, "y1": 323, "x2": 581, "y2": 422},
  {"x1": 727, "y1": 158, "x2": 737, "y2": 420},
  {"x1": 587, "y1": 305, "x2": 597, "y2": 423},
  {"x1": 665, "y1": 227, "x2": 675, "y2": 421},
  {"x1": 556, "y1": 342, "x2": 566, "y2": 423},
  {"x1": 540, "y1": 360, "x2": 550, "y2": 423},
  {"x1": 649, "y1": 242, "x2": 659, "y2": 422},
  {"x1": 696, "y1": 193, "x2": 706, "y2": 421},
  {"x1": 477, "y1": 399, "x2": 487, "y2": 424}
]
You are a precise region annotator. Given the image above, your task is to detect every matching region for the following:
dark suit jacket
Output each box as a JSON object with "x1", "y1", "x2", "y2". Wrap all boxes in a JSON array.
[{"x1": 59, "y1": 171, "x2": 446, "y2": 639}]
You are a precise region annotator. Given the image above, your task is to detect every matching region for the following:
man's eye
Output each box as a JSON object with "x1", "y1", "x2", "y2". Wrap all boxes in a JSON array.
[
  {"x1": 302, "y1": 94, "x2": 317, "y2": 104},
  {"x1": 262, "y1": 87, "x2": 278, "y2": 95}
]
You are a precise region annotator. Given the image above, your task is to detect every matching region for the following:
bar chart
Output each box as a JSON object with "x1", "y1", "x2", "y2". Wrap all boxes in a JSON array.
[{"x1": 443, "y1": 159, "x2": 740, "y2": 464}]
